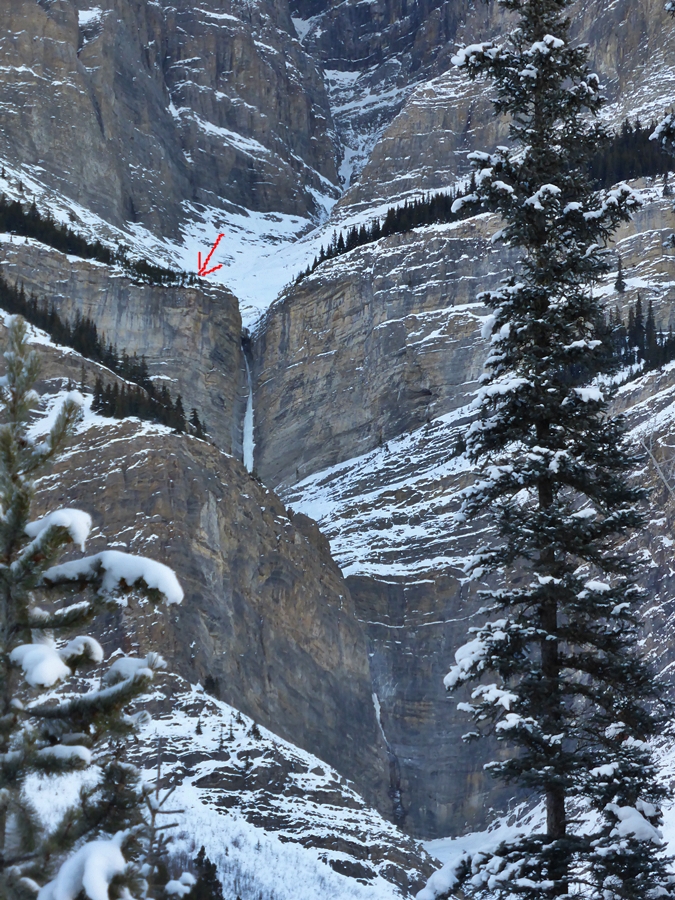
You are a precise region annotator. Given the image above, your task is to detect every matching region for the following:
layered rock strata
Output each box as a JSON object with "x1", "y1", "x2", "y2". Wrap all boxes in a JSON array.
[
  {"x1": 252, "y1": 214, "x2": 518, "y2": 487},
  {"x1": 135, "y1": 678, "x2": 437, "y2": 895},
  {"x1": 337, "y1": 0, "x2": 675, "y2": 214},
  {"x1": 275, "y1": 187, "x2": 675, "y2": 837},
  {"x1": 0, "y1": 0, "x2": 339, "y2": 236},
  {"x1": 0, "y1": 238, "x2": 245, "y2": 454}
]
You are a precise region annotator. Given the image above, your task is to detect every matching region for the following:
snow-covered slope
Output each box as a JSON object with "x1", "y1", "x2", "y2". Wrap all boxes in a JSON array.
[{"x1": 138, "y1": 679, "x2": 434, "y2": 899}]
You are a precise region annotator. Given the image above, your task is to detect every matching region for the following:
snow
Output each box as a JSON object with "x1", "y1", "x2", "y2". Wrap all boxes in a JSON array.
[
  {"x1": 243, "y1": 354, "x2": 255, "y2": 472},
  {"x1": 451, "y1": 43, "x2": 493, "y2": 68},
  {"x1": 524, "y1": 183, "x2": 561, "y2": 211},
  {"x1": 530, "y1": 35, "x2": 565, "y2": 54},
  {"x1": 103, "y1": 653, "x2": 166, "y2": 685},
  {"x1": 606, "y1": 803, "x2": 663, "y2": 843},
  {"x1": 26, "y1": 509, "x2": 92, "y2": 551},
  {"x1": 444, "y1": 637, "x2": 486, "y2": 688},
  {"x1": 37, "y1": 745, "x2": 92, "y2": 766},
  {"x1": 174, "y1": 203, "x2": 337, "y2": 328},
  {"x1": 282, "y1": 399, "x2": 480, "y2": 578},
  {"x1": 0, "y1": 155, "x2": 339, "y2": 330},
  {"x1": 495, "y1": 712, "x2": 535, "y2": 733},
  {"x1": 44, "y1": 549, "x2": 184, "y2": 605},
  {"x1": 574, "y1": 386, "x2": 604, "y2": 402},
  {"x1": 37, "y1": 833, "x2": 127, "y2": 900},
  {"x1": 169, "y1": 784, "x2": 402, "y2": 900},
  {"x1": 415, "y1": 855, "x2": 465, "y2": 900},
  {"x1": 60, "y1": 636, "x2": 104, "y2": 665},
  {"x1": 180, "y1": 110, "x2": 270, "y2": 158},
  {"x1": 165, "y1": 874, "x2": 196, "y2": 897},
  {"x1": 471, "y1": 683, "x2": 517, "y2": 710},
  {"x1": 78, "y1": 8, "x2": 103, "y2": 28},
  {"x1": 10, "y1": 635, "x2": 103, "y2": 687},
  {"x1": 421, "y1": 806, "x2": 546, "y2": 900},
  {"x1": 11, "y1": 641, "x2": 72, "y2": 687},
  {"x1": 25, "y1": 672, "x2": 415, "y2": 900},
  {"x1": 291, "y1": 16, "x2": 314, "y2": 41},
  {"x1": 585, "y1": 579, "x2": 610, "y2": 592}
]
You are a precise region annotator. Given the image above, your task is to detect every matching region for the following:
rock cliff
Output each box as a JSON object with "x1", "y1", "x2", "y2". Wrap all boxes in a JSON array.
[
  {"x1": 0, "y1": 0, "x2": 339, "y2": 237},
  {"x1": 275, "y1": 185, "x2": 675, "y2": 838},
  {"x1": 0, "y1": 237, "x2": 246, "y2": 454},
  {"x1": 252, "y1": 215, "x2": 518, "y2": 487},
  {"x1": 6, "y1": 318, "x2": 405, "y2": 842},
  {"x1": 336, "y1": 0, "x2": 675, "y2": 214},
  {"x1": 3, "y1": 0, "x2": 675, "y2": 872}
]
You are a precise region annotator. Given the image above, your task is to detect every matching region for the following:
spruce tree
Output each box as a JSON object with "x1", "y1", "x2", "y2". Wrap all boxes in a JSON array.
[
  {"x1": 0, "y1": 317, "x2": 185, "y2": 899},
  {"x1": 615, "y1": 256, "x2": 626, "y2": 293},
  {"x1": 435, "y1": 0, "x2": 675, "y2": 897},
  {"x1": 185, "y1": 847, "x2": 224, "y2": 900}
]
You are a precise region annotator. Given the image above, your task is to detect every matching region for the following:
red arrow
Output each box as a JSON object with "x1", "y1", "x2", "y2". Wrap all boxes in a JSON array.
[{"x1": 198, "y1": 233, "x2": 225, "y2": 277}]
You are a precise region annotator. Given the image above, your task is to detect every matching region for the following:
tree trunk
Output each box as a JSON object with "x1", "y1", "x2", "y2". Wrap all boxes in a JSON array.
[{"x1": 538, "y1": 475, "x2": 567, "y2": 895}]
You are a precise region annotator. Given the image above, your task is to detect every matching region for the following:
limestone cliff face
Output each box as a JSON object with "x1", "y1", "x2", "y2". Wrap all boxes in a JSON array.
[
  {"x1": 254, "y1": 184, "x2": 675, "y2": 488},
  {"x1": 281, "y1": 406, "x2": 513, "y2": 838},
  {"x1": 252, "y1": 215, "x2": 518, "y2": 487},
  {"x1": 0, "y1": 239, "x2": 245, "y2": 454},
  {"x1": 0, "y1": 0, "x2": 339, "y2": 236},
  {"x1": 339, "y1": 0, "x2": 675, "y2": 213},
  {"x1": 17, "y1": 328, "x2": 393, "y2": 821}
]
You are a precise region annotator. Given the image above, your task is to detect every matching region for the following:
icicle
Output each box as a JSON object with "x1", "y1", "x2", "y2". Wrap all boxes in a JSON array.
[{"x1": 243, "y1": 353, "x2": 255, "y2": 473}]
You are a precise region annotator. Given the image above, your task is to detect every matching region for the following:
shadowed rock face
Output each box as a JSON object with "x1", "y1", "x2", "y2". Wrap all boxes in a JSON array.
[
  {"x1": 0, "y1": 240, "x2": 246, "y2": 455},
  {"x1": 0, "y1": 0, "x2": 339, "y2": 235},
  {"x1": 17, "y1": 328, "x2": 393, "y2": 820},
  {"x1": 346, "y1": 574, "x2": 517, "y2": 838}
]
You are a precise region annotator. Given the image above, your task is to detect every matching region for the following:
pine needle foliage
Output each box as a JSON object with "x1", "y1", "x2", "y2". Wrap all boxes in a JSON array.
[
  {"x1": 0, "y1": 317, "x2": 184, "y2": 899},
  {"x1": 0, "y1": 195, "x2": 192, "y2": 287},
  {"x1": 440, "y1": 1, "x2": 675, "y2": 898},
  {"x1": 185, "y1": 847, "x2": 224, "y2": 900}
]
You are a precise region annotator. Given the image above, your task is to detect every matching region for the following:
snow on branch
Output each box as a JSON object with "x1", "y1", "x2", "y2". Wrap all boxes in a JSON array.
[
  {"x1": 44, "y1": 550, "x2": 184, "y2": 605},
  {"x1": 451, "y1": 42, "x2": 496, "y2": 67},
  {"x1": 10, "y1": 636, "x2": 102, "y2": 687},
  {"x1": 165, "y1": 874, "x2": 197, "y2": 897},
  {"x1": 529, "y1": 34, "x2": 565, "y2": 54},
  {"x1": 103, "y1": 652, "x2": 166, "y2": 686},
  {"x1": 37, "y1": 745, "x2": 92, "y2": 767},
  {"x1": 37, "y1": 833, "x2": 128, "y2": 900},
  {"x1": 25, "y1": 509, "x2": 92, "y2": 552},
  {"x1": 444, "y1": 636, "x2": 488, "y2": 688},
  {"x1": 10, "y1": 642, "x2": 69, "y2": 687},
  {"x1": 605, "y1": 803, "x2": 663, "y2": 843},
  {"x1": 651, "y1": 112, "x2": 675, "y2": 150},
  {"x1": 415, "y1": 853, "x2": 469, "y2": 900},
  {"x1": 574, "y1": 386, "x2": 604, "y2": 403},
  {"x1": 524, "y1": 183, "x2": 561, "y2": 211}
]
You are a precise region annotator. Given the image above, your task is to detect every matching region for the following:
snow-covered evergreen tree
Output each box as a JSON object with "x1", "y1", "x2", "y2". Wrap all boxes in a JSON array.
[
  {"x1": 0, "y1": 317, "x2": 184, "y2": 899},
  {"x1": 433, "y1": 0, "x2": 675, "y2": 897}
]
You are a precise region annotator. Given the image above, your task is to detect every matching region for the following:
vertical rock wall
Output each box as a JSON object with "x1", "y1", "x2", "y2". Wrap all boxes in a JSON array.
[{"x1": 0, "y1": 241, "x2": 246, "y2": 454}]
